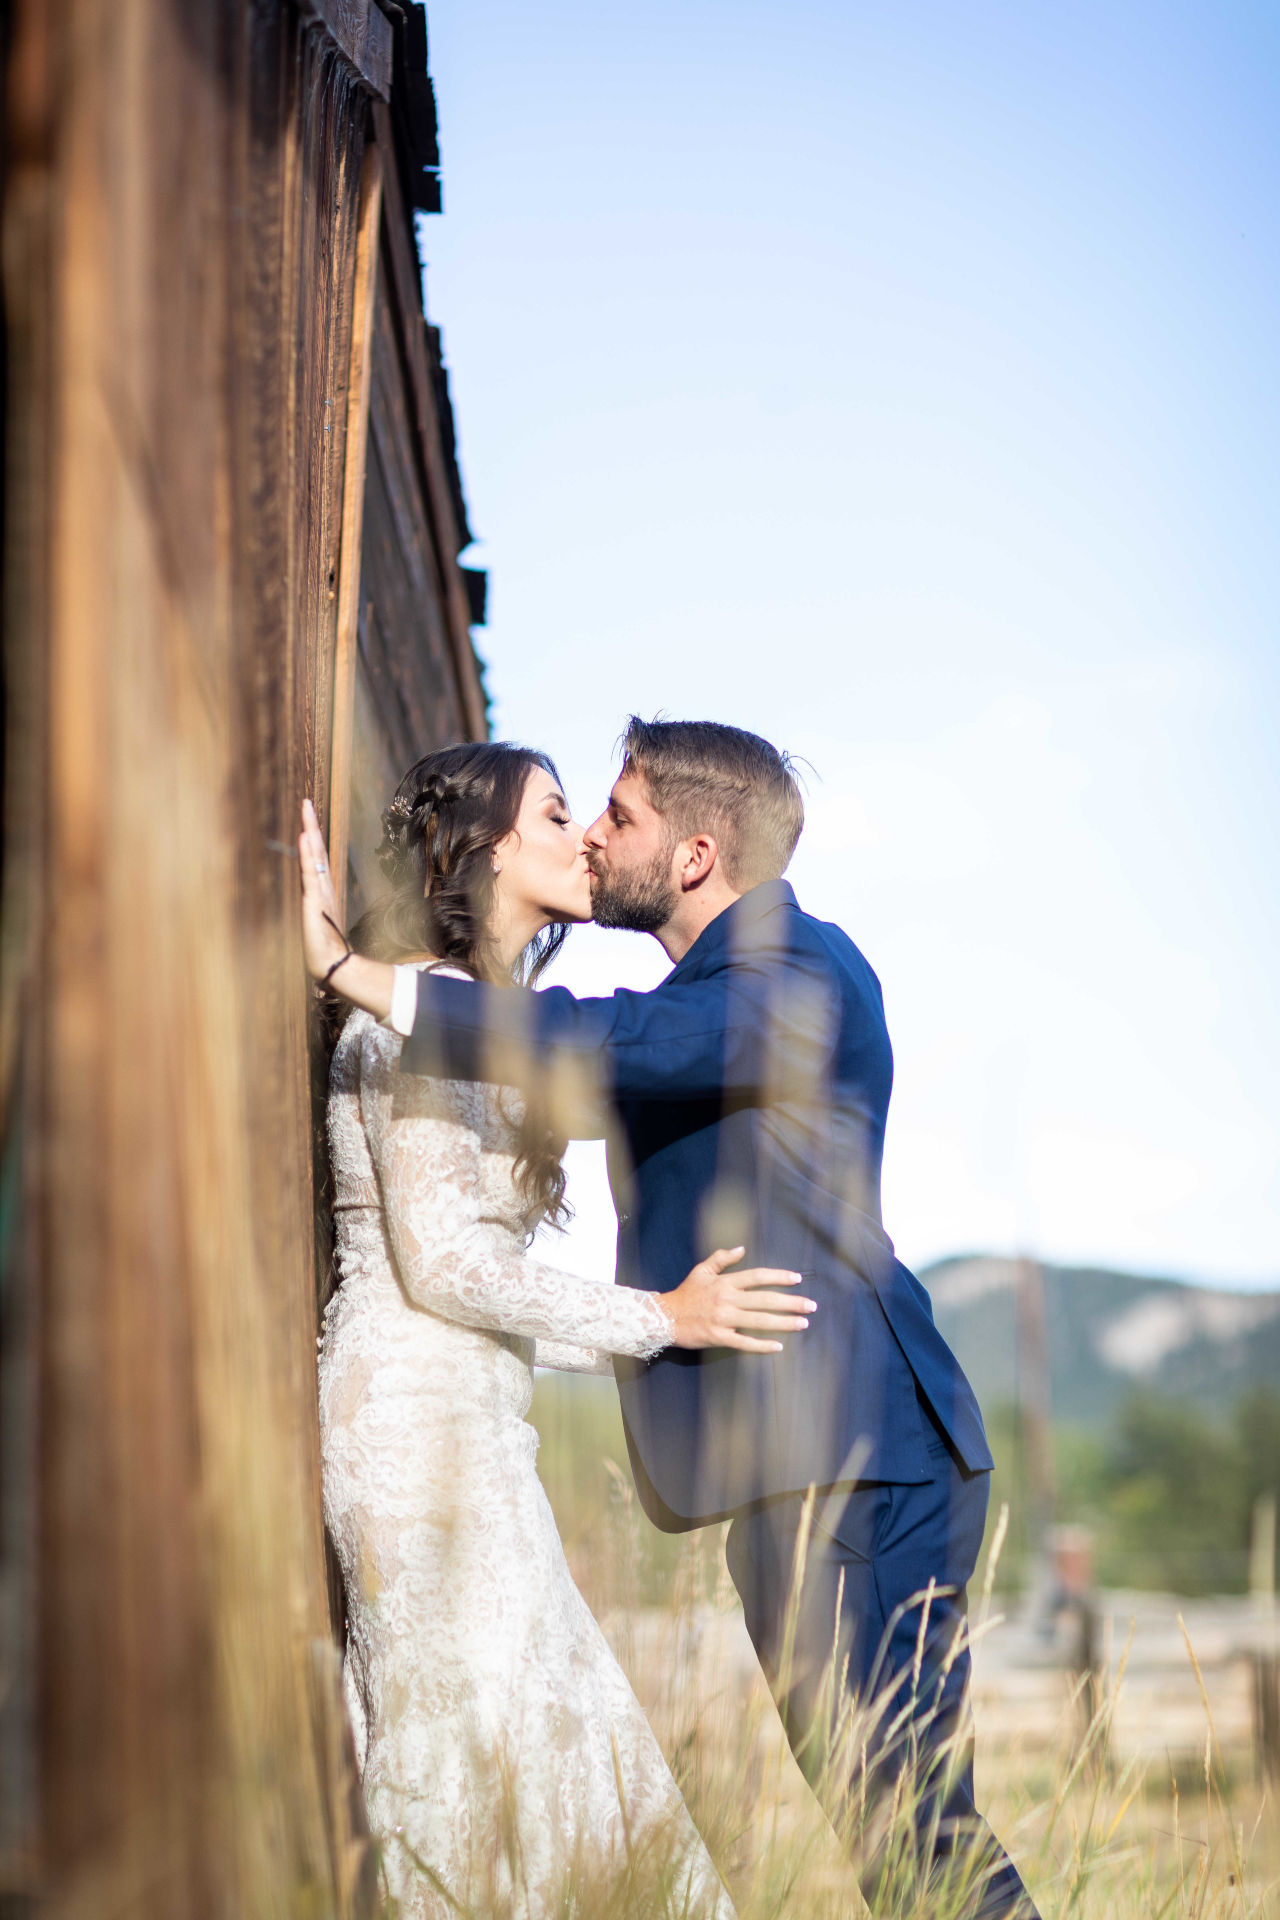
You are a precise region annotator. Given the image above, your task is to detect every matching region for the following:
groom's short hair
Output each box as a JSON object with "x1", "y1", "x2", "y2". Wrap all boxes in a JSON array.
[{"x1": 621, "y1": 717, "x2": 804, "y2": 891}]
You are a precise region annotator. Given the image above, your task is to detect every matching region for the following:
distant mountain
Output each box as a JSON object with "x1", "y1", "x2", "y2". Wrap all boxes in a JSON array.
[{"x1": 919, "y1": 1256, "x2": 1280, "y2": 1429}]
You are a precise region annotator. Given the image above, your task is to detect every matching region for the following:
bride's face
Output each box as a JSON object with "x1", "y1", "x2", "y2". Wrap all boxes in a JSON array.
[{"x1": 491, "y1": 768, "x2": 593, "y2": 931}]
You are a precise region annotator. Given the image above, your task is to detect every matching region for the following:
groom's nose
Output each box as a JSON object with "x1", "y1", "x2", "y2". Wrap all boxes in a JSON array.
[{"x1": 583, "y1": 812, "x2": 608, "y2": 850}]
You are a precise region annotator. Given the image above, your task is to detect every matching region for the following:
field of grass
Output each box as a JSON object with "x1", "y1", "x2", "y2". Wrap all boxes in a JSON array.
[{"x1": 528, "y1": 1374, "x2": 1280, "y2": 1920}]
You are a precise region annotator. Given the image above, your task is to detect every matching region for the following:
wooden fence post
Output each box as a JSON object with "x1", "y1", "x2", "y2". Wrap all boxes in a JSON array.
[{"x1": 1251, "y1": 1491, "x2": 1279, "y2": 1784}]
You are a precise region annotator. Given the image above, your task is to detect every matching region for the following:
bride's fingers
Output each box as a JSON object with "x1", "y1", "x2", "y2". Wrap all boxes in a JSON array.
[
  {"x1": 720, "y1": 1332, "x2": 786, "y2": 1354},
  {"x1": 729, "y1": 1287, "x2": 816, "y2": 1315},
  {"x1": 298, "y1": 833, "x2": 333, "y2": 920},
  {"x1": 732, "y1": 1267, "x2": 805, "y2": 1291},
  {"x1": 298, "y1": 828, "x2": 317, "y2": 894},
  {"x1": 301, "y1": 801, "x2": 330, "y2": 877},
  {"x1": 299, "y1": 801, "x2": 340, "y2": 909},
  {"x1": 729, "y1": 1310, "x2": 810, "y2": 1332},
  {"x1": 729, "y1": 1320, "x2": 809, "y2": 1336},
  {"x1": 297, "y1": 800, "x2": 350, "y2": 982}
]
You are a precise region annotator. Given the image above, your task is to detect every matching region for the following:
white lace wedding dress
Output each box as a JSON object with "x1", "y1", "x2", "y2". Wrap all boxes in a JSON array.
[{"x1": 318, "y1": 999, "x2": 735, "y2": 1919}]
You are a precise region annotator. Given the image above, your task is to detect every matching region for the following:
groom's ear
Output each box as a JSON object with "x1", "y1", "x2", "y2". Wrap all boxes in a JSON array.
[{"x1": 677, "y1": 833, "x2": 720, "y2": 891}]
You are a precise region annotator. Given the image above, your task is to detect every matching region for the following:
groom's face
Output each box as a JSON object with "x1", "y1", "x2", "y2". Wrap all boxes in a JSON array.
[{"x1": 583, "y1": 768, "x2": 678, "y2": 934}]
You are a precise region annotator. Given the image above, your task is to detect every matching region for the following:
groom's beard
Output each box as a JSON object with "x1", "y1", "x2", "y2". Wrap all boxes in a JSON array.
[{"x1": 589, "y1": 849, "x2": 677, "y2": 934}]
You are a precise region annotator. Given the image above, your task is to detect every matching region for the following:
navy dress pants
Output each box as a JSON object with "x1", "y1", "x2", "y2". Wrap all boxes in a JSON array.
[{"x1": 724, "y1": 1402, "x2": 1038, "y2": 1919}]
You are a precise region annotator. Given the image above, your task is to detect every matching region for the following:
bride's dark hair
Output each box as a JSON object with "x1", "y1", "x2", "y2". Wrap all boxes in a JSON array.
[{"x1": 347, "y1": 741, "x2": 572, "y2": 1228}]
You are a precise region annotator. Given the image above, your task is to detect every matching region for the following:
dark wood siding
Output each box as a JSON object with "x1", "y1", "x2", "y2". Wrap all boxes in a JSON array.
[
  {"x1": 0, "y1": 0, "x2": 486, "y2": 1909},
  {"x1": 347, "y1": 291, "x2": 480, "y2": 905},
  {"x1": 342, "y1": 113, "x2": 489, "y2": 914}
]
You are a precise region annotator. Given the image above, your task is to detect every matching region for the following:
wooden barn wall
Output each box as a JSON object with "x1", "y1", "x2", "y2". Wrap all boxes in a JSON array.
[
  {"x1": 347, "y1": 291, "x2": 470, "y2": 905},
  {"x1": 0, "y1": 0, "x2": 488, "y2": 1909},
  {"x1": 343, "y1": 140, "x2": 489, "y2": 915}
]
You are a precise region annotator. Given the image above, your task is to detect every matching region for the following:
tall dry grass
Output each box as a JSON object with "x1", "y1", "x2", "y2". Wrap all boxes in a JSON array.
[
  {"x1": 458, "y1": 1372, "x2": 1278, "y2": 1920},
  {"x1": 338, "y1": 1373, "x2": 1279, "y2": 1916}
]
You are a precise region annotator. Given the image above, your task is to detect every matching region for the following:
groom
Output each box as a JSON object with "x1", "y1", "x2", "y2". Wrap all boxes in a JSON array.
[{"x1": 301, "y1": 718, "x2": 1037, "y2": 1919}]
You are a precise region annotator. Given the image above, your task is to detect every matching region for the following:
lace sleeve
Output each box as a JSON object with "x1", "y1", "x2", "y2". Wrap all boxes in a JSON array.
[
  {"x1": 359, "y1": 1024, "x2": 673, "y2": 1358},
  {"x1": 533, "y1": 1338, "x2": 615, "y2": 1376}
]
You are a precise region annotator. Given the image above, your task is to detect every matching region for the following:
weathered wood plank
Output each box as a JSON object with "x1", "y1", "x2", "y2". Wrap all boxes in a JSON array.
[
  {"x1": 328, "y1": 141, "x2": 384, "y2": 923},
  {"x1": 3, "y1": 1, "x2": 373, "y2": 1910},
  {"x1": 300, "y1": 0, "x2": 393, "y2": 100},
  {"x1": 372, "y1": 98, "x2": 489, "y2": 741},
  {"x1": 1, "y1": 0, "x2": 486, "y2": 1907},
  {"x1": 285, "y1": 30, "x2": 364, "y2": 848}
]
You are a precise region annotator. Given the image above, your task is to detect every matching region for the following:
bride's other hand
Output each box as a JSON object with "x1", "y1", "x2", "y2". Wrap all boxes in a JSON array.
[{"x1": 661, "y1": 1248, "x2": 815, "y2": 1353}]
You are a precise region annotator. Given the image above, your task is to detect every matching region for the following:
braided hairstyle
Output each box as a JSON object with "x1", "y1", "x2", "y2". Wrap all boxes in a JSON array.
[{"x1": 347, "y1": 742, "x2": 572, "y2": 1228}]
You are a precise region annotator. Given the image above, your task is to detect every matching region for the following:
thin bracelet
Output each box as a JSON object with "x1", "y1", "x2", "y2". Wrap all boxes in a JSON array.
[{"x1": 321, "y1": 912, "x2": 352, "y2": 989}]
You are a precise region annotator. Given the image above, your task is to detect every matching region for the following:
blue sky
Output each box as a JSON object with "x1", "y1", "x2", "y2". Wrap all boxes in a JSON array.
[{"x1": 417, "y1": 1, "x2": 1279, "y2": 1288}]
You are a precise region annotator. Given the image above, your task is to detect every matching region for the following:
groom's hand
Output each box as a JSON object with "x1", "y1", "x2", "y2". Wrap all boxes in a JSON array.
[
  {"x1": 298, "y1": 799, "x2": 395, "y2": 1021},
  {"x1": 663, "y1": 1248, "x2": 816, "y2": 1354}
]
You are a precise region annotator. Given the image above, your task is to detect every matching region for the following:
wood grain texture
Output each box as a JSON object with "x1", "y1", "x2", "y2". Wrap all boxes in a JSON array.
[
  {"x1": 329, "y1": 141, "x2": 384, "y2": 925},
  {"x1": 0, "y1": 0, "x2": 485, "y2": 1909},
  {"x1": 372, "y1": 95, "x2": 490, "y2": 745},
  {"x1": 303, "y1": 0, "x2": 394, "y2": 99}
]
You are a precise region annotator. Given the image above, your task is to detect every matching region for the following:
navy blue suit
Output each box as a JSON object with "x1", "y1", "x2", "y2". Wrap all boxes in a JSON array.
[{"x1": 403, "y1": 881, "x2": 1035, "y2": 1917}]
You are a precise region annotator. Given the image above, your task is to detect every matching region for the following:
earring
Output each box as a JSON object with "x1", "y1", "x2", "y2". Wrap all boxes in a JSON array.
[{"x1": 491, "y1": 858, "x2": 501, "y2": 874}]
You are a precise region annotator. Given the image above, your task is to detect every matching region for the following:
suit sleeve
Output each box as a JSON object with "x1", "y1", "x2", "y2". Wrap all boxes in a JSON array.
[
  {"x1": 401, "y1": 943, "x2": 838, "y2": 1118},
  {"x1": 357, "y1": 1023, "x2": 673, "y2": 1355}
]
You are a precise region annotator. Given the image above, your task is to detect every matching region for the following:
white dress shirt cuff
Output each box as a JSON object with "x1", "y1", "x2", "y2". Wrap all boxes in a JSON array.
[{"x1": 384, "y1": 963, "x2": 419, "y2": 1038}]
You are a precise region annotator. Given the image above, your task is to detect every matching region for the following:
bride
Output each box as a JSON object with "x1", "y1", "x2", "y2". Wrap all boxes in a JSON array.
[{"x1": 310, "y1": 743, "x2": 811, "y2": 1919}]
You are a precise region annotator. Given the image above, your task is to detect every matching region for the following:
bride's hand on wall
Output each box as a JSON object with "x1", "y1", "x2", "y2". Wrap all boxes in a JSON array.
[
  {"x1": 298, "y1": 799, "x2": 348, "y2": 978},
  {"x1": 659, "y1": 1248, "x2": 815, "y2": 1353},
  {"x1": 298, "y1": 799, "x2": 395, "y2": 1020}
]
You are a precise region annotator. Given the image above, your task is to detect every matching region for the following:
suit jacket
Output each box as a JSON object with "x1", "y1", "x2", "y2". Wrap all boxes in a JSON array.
[{"x1": 402, "y1": 880, "x2": 993, "y2": 1527}]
